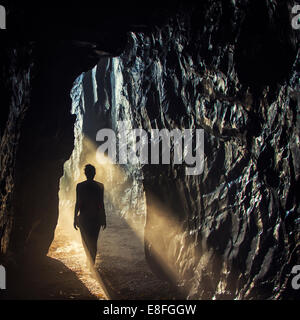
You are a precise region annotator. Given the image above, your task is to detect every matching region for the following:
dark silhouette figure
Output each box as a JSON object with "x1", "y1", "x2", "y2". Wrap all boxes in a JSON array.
[{"x1": 74, "y1": 164, "x2": 106, "y2": 266}]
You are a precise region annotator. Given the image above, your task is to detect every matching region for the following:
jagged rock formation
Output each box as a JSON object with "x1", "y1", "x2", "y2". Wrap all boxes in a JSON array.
[
  {"x1": 0, "y1": 1, "x2": 299, "y2": 299},
  {"x1": 0, "y1": 43, "x2": 33, "y2": 257}
]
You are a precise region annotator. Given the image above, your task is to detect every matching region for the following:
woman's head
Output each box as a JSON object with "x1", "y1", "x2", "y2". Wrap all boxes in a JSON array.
[{"x1": 84, "y1": 164, "x2": 96, "y2": 180}]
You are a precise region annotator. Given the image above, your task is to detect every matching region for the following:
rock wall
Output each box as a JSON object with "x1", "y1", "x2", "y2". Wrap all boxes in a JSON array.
[
  {"x1": 0, "y1": 43, "x2": 33, "y2": 260},
  {"x1": 0, "y1": 41, "x2": 106, "y2": 269},
  {"x1": 78, "y1": 1, "x2": 299, "y2": 299}
]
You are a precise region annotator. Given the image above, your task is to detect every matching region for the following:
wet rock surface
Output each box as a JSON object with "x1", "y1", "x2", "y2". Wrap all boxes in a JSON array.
[
  {"x1": 87, "y1": 2, "x2": 300, "y2": 299},
  {"x1": 0, "y1": 1, "x2": 299, "y2": 300}
]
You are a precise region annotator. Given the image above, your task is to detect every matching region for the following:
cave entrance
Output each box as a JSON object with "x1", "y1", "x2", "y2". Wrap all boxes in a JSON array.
[{"x1": 48, "y1": 60, "x2": 176, "y2": 299}]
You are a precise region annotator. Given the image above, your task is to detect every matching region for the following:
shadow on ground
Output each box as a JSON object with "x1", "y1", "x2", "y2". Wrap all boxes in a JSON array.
[{"x1": 1, "y1": 256, "x2": 97, "y2": 300}]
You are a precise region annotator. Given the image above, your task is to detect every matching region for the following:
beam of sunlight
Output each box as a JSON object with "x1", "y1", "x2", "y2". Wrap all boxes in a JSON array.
[{"x1": 54, "y1": 136, "x2": 188, "y2": 296}]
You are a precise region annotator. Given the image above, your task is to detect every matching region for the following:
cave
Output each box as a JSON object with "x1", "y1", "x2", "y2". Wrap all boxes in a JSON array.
[{"x1": 0, "y1": 1, "x2": 299, "y2": 301}]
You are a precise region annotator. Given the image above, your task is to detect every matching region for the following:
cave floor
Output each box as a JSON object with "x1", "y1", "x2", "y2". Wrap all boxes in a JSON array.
[
  {"x1": 48, "y1": 228, "x2": 106, "y2": 300},
  {"x1": 1, "y1": 239, "x2": 103, "y2": 300},
  {"x1": 46, "y1": 212, "x2": 177, "y2": 300},
  {"x1": 95, "y1": 213, "x2": 177, "y2": 300}
]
